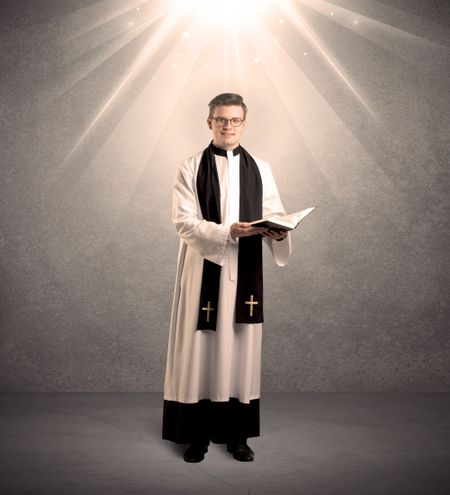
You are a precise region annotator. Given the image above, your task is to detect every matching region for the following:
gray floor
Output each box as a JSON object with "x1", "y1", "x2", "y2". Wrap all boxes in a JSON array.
[{"x1": 0, "y1": 393, "x2": 449, "y2": 495}]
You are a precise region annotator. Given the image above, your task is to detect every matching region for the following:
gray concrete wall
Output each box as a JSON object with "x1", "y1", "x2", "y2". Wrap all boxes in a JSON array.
[{"x1": 1, "y1": 0, "x2": 449, "y2": 391}]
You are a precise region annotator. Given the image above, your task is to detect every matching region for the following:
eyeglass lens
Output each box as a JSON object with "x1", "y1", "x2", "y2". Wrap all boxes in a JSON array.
[{"x1": 213, "y1": 117, "x2": 243, "y2": 127}]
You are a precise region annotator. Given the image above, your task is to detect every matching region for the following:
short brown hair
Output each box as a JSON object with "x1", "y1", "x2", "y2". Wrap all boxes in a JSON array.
[{"x1": 208, "y1": 93, "x2": 247, "y2": 119}]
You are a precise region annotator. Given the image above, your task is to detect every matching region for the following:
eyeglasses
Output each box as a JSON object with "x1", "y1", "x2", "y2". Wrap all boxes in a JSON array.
[{"x1": 210, "y1": 117, "x2": 244, "y2": 127}]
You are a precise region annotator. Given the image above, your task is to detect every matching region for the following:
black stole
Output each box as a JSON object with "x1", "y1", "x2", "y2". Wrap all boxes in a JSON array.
[{"x1": 196, "y1": 142, "x2": 263, "y2": 330}]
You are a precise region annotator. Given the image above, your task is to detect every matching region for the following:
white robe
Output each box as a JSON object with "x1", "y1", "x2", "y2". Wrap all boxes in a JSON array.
[{"x1": 163, "y1": 148, "x2": 291, "y2": 405}]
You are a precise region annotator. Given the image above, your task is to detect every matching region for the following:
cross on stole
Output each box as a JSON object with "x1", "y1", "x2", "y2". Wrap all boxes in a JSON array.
[
  {"x1": 201, "y1": 301, "x2": 215, "y2": 323},
  {"x1": 245, "y1": 294, "x2": 259, "y2": 317}
]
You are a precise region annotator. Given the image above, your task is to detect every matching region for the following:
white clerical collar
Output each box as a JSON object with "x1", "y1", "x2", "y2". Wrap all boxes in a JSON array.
[{"x1": 210, "y1": 142, "x2": 241, "y2": 157}]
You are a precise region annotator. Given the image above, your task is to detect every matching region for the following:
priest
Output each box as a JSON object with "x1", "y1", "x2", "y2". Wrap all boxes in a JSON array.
[{"x1": 162, "y1": 93, "x2": 292, "y2": 463}]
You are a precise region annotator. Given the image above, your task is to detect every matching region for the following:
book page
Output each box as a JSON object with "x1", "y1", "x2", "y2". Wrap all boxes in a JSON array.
[
  {"x1": 251, "y1": 206, "x2": 315, "y2": 229},
  {"x1": 272, "y1": 207, "x2": 315, "y2": 227}
]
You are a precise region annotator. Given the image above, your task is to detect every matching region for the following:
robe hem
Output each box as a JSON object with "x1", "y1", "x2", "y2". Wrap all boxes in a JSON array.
[
  {"x1": 162, "y1": 397, "x2": 260, "y2": 444},
  {"x1": 162, "y1": 433, "x2": 261, "y2": 446},
  {"x1": 163, "y1": 393, "x2": 261, "y2": 404}
]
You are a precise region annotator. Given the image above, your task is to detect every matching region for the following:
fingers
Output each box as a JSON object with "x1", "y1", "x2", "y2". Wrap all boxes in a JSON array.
[
  {"x1": 231, "y1": 223, "x2": 266, "y2": 238},
  {"x1": 241, "y1": 226, "x2": 264, "y2": 237},
  {"x1": 263, "y1": 229, "x2": 288, "y2": 240},
  {"x1": 249, "y1": 227, "x2": 267, "y2": 235}
]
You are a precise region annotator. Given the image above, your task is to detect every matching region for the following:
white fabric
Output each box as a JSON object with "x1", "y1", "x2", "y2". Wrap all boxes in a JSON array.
[{"x1": 163, "y1": 149, "x2": 292, "y2": 404}]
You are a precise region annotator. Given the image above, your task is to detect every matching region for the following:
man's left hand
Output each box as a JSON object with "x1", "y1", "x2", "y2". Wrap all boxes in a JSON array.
[{"x1": 263, "y1": 229, "x2": 288, "y2": 241}]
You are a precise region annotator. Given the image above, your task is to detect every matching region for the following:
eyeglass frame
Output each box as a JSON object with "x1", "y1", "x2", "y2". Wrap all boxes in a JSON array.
[{"x1": 210, "y1": 116, "x2": 245, "y2": 127}]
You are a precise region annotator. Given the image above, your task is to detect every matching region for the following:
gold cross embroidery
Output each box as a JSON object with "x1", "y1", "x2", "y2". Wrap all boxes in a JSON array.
[
  {"x1": 245, "y1": 295, "x2": 259, "y2": 317},
  {"x1": 201, "y1": 301, "x2": 215, "y2": 323}
]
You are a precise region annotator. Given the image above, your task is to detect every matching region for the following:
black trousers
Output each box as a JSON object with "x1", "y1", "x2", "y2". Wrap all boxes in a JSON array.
[{"x1": 162, "y1": 397, "x2": 260, "y2": 444}]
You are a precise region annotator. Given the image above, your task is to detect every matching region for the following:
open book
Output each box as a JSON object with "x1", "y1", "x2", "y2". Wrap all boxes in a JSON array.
[{"x1": 250, "y1": 206, "x2": 316, "y2": 231}]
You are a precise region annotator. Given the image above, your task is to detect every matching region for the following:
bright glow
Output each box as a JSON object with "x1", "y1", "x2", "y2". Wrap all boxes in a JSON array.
[
  {"x1": 66, "y1": 0, "x2": 381, "y2": 161},
  {"x1": 58, "y1": 0, "x2": 441, "y2": 240},
  {"x1": 170, "y1": 0, "x2": 270, "y2": 24}
]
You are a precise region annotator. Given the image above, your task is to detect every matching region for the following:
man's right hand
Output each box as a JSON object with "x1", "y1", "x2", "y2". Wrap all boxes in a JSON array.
[{"x1": 230, "y1": 222, "x2": 267, "y2": 241}]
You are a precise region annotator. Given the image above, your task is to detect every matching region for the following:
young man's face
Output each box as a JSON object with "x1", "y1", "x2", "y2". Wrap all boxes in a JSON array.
[{"x1": 207, "y1": 105, "x2": 246, "y2": 150}]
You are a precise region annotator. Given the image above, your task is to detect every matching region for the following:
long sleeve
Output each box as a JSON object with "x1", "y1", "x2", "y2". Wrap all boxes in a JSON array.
[
  {"x1": 172, "y1": 156, "x2": 230, "y2": 266},
  {"x1": 259, "y1": 160, "x2": 292, "y2": 267}
]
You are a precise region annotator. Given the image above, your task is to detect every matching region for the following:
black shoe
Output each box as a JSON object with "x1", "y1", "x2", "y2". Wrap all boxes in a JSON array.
[
  {"x1": 183, "y1": 443, "x2": 208, "y2": 463},
  {"x1": 227, "y1": 441, "x2": 254, "y2": 462}
]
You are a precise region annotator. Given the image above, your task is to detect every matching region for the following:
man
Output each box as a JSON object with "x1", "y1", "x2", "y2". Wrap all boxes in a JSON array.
[{"x1": 162, "y1": 93, "x2": 291, "y2": 463}]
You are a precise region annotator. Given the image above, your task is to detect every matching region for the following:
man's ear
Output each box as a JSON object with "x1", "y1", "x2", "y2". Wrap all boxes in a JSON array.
[{"x1": 207, "y1": 118, "x2": 213, "y2": 129}]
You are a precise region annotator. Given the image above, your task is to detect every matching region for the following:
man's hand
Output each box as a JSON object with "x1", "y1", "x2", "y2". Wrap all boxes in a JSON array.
[
  {"x1": 230, "y1": 222, "x2": 267, "y2": 241},
  {"x1": 230, "y1": 223, "x2": 288, "y2": 241},
  {"x1": 263, "y1": 229, "x2": 288, "y2": 241}
]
